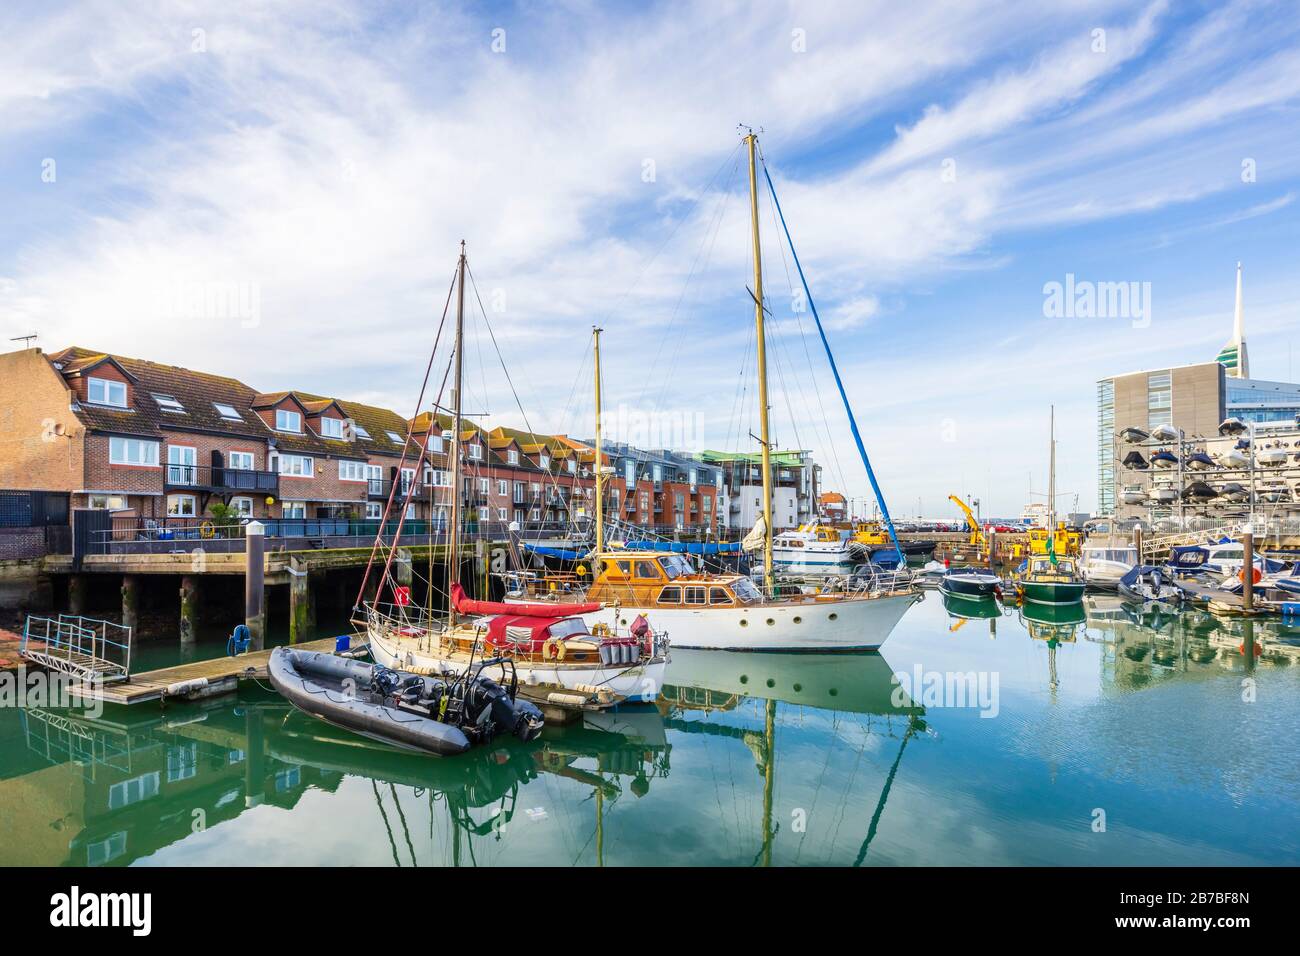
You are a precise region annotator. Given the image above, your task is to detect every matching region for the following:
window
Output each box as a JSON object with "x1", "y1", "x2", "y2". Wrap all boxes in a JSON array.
[
  {"x1": 513, "y1": 509, "x2": 524, "y2": 524},
  {"x1": 366, "y1": 502, "x2": 382, "y2": 519},
  {"x1": 497, "y1": 479, "x2": 509, "y2": 496},
  {"x1": 283, "y1": 502, "x2": 306, "y2": 518},
  {"x1": 167, "y1": 494, "x2": 196, "y2": 517},
  {"x1": 167, "y1": 743, "x2": 198, "y2": 782},
  {"x1": 513, "y1": 481, "x2": 525, "y2": 503},
  {"x1": 167, "y1": 445, "x2": 196, "y2": 484},
  {"x1": 508, "y1": 449, "x2": 519, "y2": 465},
  {"x1": 400, "y1": 468, "x2": 415, "y2": 493},
  {"x1": 539, "y1": 454, "x2": 550, "y2": 469},
  {"x1": 353, "y1": 424, "x2": 371, "y2": 439},
  {"x1": 214, "y1": 402, "x2": 242, "y2": 421},
  {"x1": 405, "y1": 503, "x2": 416, "y2": 519},
  {"x1": 88, "y1": 377, "x2": 127, "y2": 407},
  {"x1": 228, "y1": 451, "x2": 254, "y2": 471},
  {"x1": 109, "y1": 436, "x2": 159, "y2": 466},
  {"x1": 275, "y1": 409, "x2": 302, "y2": 432},
  {"x1": 387, "y1": 430, "x2": 404, "y2": 444},
  {"x1": 468, "y1": 444, "x2": 483, "y2": 460},
  {"x1": 529, "y1": 508, "x2": 539, "y2": 520},
  {"x1": 703, "y1": 494, "x2": 712, "y2": 510},
  {"x1": 477, "y1": 477, "x2": 489, "y2": 493},
  {"x1": 428, "y1": 469, "x2": 449, "y2": 487},
  {"x1": 427, "y1": 433, "x2": 444, "y2": 453},
  {"x1": 478, "y1": 506, "x2": 490, "y2": 521},
  {"x1": 497, "y1": 507, "x2": 507, "y2": 520},
  {"x1": 152, "y1": 393, "x2": 185, "y2": 413},
  {"x1": 657, "y1": 586, "x2": 682, "y2": 605},
  {"x1": 653, "y1": 464, "x2": 662, "y2": 482},
  {"x1": 625, "y1": 460, "x2": 636, "y2": 488},
  {"x1": 635, "y1": 560, "x2": 660, "y2": 579},
  {"x1": 531, "y1": 482, "x2": 541, "y2": 498},
  {"x1": 339, "y1": 460, "x2": 368, "y2": 482},
  {"x1": 709, "y1": 587, "x2": 732, "y2": 605},
  {"x1": 567, "y1": 459, "x2": 577, "y2": 474},
  {"x1": 86, "y1": 831, "x2": 127, "y2": 866},
  {"x1": 276, "y1": 454, "x2": 314, "y2": 477},
  {"x1": 684, "y1": 586, "x2": 707, "y2": 606},
  {"x1": 320, "y1": 417, "x2": 344, "y2": 439},
  {"x1": 108, "y1": 772, "x2": 159, "y2": 810},
  {"x1": 230, "y1": 497, "x2": 253, "y2": 517},
  {"x1": 88, "y1": 494, "x2": 128, "y2": 510}
]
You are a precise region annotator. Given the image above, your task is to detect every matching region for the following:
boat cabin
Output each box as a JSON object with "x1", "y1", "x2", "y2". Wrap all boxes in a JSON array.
[
  {"x1": 1025, "y1": 557, "x2": 1078, "y2": 580},
  {"x1": 587, "y1": 552, "x2": 762, "y2": 607}
]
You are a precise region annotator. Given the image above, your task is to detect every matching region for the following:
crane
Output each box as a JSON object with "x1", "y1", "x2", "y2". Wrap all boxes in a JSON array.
[{"x1": 948, "y1": 494, "x2": 986, "y2": 548}]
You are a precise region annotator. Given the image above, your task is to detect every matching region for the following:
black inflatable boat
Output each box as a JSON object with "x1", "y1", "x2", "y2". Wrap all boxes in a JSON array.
[{"x1": 268, "y1": 647, "x2": 544, "y2": 756}]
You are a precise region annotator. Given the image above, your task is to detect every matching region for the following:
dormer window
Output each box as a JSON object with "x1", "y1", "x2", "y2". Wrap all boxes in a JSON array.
[
  {"x1": 88, "y1": 377, "x2": 127, "y2": 408},
  {"x1": 152, "y1": 393, "x2": 186, "y2": 413},
  {"x1": 567, "y1": 459, "x2": 577, "y2": 474},
  {"x1": 427, "y1": 434, "x2": 444, "y2": 453},
  {"x1": 468, "y1": 444, "x2": 483, "y2": 461},
  {"x1": 320, "y1": 417, "x2": 344, "y2": 439},
  {"x1": 540, "y1": 454, "x2": 550, "y2": 469},
  {"x1": 275, "y1": 409, "x2": 302, "y2": 433},
  {"x1": 214, "y1": 402, "x2": 242, "y2": 421},
  {"x1": 507, "y1": 450, "x2": 519, "y2": 465}
]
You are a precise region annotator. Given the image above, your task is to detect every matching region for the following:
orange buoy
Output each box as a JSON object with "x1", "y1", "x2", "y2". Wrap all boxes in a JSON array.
[{"x1": 1239, "y1": 565, "x2": 1262, "y2": 584}]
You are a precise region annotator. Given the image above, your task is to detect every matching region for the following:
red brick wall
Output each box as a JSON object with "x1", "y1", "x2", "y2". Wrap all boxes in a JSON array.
[{"x1": 0, "y1": 349, "x2": 85, "y2": 493}]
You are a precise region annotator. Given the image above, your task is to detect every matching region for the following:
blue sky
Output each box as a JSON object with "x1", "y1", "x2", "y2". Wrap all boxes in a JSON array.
[{"x1": 2, "y1": 0, "x2": 1299, "y2": 518}]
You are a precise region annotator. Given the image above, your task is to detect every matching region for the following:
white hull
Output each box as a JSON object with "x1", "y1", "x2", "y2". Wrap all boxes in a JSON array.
[
  {"x1": 367, "y1": 625, "x2": 667, "y2": 704},
  {"x1": 578, "y1": 593, "x2": 916, "y2": 652},
  {"x1": 1079, "y1": 559, "x2": 1133, "y2": 588}
]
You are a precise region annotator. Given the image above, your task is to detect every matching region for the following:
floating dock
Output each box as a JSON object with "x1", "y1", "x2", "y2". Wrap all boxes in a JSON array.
[{"x1": 65, "y1": 636, "x2": 341, "y2": 706}]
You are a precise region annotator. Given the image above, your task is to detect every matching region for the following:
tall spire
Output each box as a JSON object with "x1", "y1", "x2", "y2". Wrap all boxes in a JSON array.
[{"x1": 1216, "y1": 261, "x2": 1249, "y2": 379}]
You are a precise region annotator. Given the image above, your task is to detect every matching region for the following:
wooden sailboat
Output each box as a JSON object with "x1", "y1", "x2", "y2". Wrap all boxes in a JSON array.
[
  {"x1": 361, "y1": 243, "x2": 668, "y2": 707},
  {"x1": 1016, "y1": 407, "x2": 1085, "y2": 606},
  {"x1": 505, "y1": 133, "x2": 916, "y2": 651}
]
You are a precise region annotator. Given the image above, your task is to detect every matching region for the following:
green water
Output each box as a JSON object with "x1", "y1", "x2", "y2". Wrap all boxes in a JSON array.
[{"x1": 2, "y1": 593, "x2": 1297, "y2": 866}]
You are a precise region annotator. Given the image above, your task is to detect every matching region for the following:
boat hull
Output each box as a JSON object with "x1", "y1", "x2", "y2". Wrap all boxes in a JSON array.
[
  {"x1": 580, "y1": 592, "x2": 917, "y2": 652},
  {"x1": 367, "y1": 625, "x2": 667, "y2": 704},
  {"x1": 938, "y1": 575, "x2": 999, "y2": 599},
  {"x1": 1020, "y1": 581, "x2": 1087, "y2": 606}
]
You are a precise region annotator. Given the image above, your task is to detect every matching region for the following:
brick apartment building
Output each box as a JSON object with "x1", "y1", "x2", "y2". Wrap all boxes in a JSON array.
[{"x1": 0, "y1": 345, "x2": 724, "y2": 535}]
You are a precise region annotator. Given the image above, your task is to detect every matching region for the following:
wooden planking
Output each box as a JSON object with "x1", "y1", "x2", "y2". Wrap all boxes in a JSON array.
[{"x1": 66, "y1": 635, "x2": 342, "y2": 705}]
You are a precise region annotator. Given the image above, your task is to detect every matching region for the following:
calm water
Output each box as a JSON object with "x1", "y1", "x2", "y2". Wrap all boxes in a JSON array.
[{"x1": 2, "y1": 593, "x2": 1298, "y2": 866}]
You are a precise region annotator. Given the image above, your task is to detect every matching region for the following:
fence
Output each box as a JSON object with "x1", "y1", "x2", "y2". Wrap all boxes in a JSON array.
[{"x1": 0, "y1": 490, "x2": 71, "y2": 559}]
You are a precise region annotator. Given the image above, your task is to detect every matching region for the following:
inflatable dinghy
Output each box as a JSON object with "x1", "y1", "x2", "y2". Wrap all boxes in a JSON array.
[{"x1": 268, "y1": 648, "x2": 544, "y2": 756}]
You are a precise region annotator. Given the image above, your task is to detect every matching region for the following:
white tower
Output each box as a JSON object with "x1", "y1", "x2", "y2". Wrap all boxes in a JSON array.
[{"x1": 1216, "y1": 262, "x2": 1249, "y2": 379}]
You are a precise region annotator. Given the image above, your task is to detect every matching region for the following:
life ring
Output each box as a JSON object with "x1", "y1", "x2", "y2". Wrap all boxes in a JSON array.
[
  {"x1": 199, "y1": 520, "x2": 216, "y2": 539},
  {"x1": 542, "y1": 637, "x2": 566, "y2": 662},
  {"x1": 1239, "y1": 566, "x2": 1262, "y2": 584}
]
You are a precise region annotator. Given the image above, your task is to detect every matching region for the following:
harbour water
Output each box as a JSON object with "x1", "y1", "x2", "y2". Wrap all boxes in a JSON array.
[{"x1": 2, "y1": 594, "x2": 1297, "y2": 866}]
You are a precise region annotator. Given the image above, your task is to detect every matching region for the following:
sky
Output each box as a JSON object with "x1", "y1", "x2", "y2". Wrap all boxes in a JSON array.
[{"x1": 2, "y1": 0, "x2": 1299, "y2": 519}]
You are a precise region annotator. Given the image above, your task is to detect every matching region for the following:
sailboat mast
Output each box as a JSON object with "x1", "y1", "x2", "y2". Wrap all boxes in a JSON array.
[
  {"x1": 1048, "y1": 405, "x2": 1056, "y2": 529},
  {"x1": 746, "y1": 131, "x2": 775, "y2": 595},
  {"x1": 593, "y1": 326, "x2": 605, "y2": 555},
  {"x1": 448, "y1": 241, "x2": 467, "y2": 626}
]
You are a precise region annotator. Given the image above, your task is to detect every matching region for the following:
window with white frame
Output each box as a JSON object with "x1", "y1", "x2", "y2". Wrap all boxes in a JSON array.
[
  {"x1": 88, "y1": 377, "x2": 127, "y2": 407},
  {"x1": 468, "y1": 443, "x2": 483, "y2": 460},
  {"x1": 365, "y1": 463, "x2": 382, "y2": 485},
  {"x1": 214, "y1": 402, "x2": 242, "y2": 421},
  {"x1": 539, "y1": 454, "x2": 550, "y2": 469},
  {"x1": 387, "y1": 430, "x2": 404, "y2": 444},
  {"x1": 353, "y1": 424, "x2": 371, "y2": 439},
  {"x1": 109, "y1": 436, "x2": 159, "y2": 466},
  {"x1": 320, "y1": 417, "x2": 344, "y2": 439},
  {"x1": 529, "y1": 508, "x2": 539, "y2": 520},
  {"x1": 167, "y1": 494, "x2": 197, "y2": 517},
  {"x1": 88, "y1": 494, "x2": 128, "y2": 510},
  {"x1": 427, "y1": 433, "x2": 444, "y2": 453},
  {"x1": 166, "y1": 743, "x2": 198, "y2": 782},
  {"x1": 283, "y1": 502, "x2": 306, "y2": 518},
  {"x1": 276, "y1": 454, "x2": 314, "y2": 477},
  {"x1": 405, "y1": 503, "x2": 416, "y2": 519},
  {"x1": 228, "y1": 451, "x2": 254, "y2": 471},
  {"x1": 497, "y1": 507, "x2": 507, "y2": 520},
  {"x1": 108, "y1": 772, "x2": 159, "y2": 810},
  {"x1": 275, "y1": 409, "x2": 302, "y2": 432},
  {"x1": 400, "y1": 468, "x2": 415, "y2": 493},
  {"x1": 497, "y1": 479, "x2": 508, "y2": 496},
  {"x1": 507, "y1": 449, "x2": 519, "y2": 465},
  {"x1": 625, "y1": 460, "x2": 635, "y2": 488},
  {"x1": 339, "y1": 460, "x2": 368, "y2": 482},
  {"x1": 477, "y1": 477, "x2": 489, "y2": 493},
  {"x1": 427, "y1": 469, "x2": 449, "y2": 487},
  {"x1": 567, "y1": 459, "x2": 576, "y2": 474},
  {"x1": 478, "y1": 506, "x2": 490, "y2": 521},
  {"x1": 230, "y1": 497, "x2": 253, "y2": 517},
  {"x1": 153, "y1": 393, "x2": 186, "y2": 414},
  {"x1": 366, "y1": 502, "x2": 382, "y2": 519}
]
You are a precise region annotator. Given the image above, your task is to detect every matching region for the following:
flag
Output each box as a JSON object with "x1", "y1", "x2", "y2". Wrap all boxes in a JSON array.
[
  {"x1": 393, "y1": 585, "x2": 412, "y2": 606},
  {"x1": 1047, "y1": 533, "x2": 1058, "y2": 567}
]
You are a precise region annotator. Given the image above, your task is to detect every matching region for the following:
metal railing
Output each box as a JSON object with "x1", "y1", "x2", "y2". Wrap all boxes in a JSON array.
[
  {"x1": 20, "y1": 614, "x2": 132, "y2": 682},
  {"x1": 164, "y1": 464, "x2": 278, "y2": 493}
]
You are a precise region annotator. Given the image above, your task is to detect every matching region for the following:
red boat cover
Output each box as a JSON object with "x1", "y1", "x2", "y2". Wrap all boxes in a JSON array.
[
  {"x1": 485, "y1": 615, "x2": 558, "y2": 651},
  {"x1": 450, "y1": 583, "x2": 602, "y2": 618}
]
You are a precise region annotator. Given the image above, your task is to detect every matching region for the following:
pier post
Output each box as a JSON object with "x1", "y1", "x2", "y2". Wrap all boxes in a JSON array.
[
  {"x1": 288, "y1": 557, "x2": 314, "y2": 645},
  {"x1": 244, "y1": 707, "x2": 265, "y2": 809},
  {"x1": 1134, "y1": 526, "x2": 1143, "y2": 563},
  {"x1": 67, "y1": 574, "x2": 87, "y2": 616},
  {"x1": 245, "y1": 521, "x2": 266, "y2": 651},
  {"x1": 121, "y1": 575, "x2": 139, "y2": 634},
  {"x1": 179, "y1": 575, "x2": 199, "y2": 649},
  {"x1": 987, "y1": 530, "x2": 997, "y2": 569},
  {"x1": 1242, "y1": 530, "x2": 1254, "y2": 611}
]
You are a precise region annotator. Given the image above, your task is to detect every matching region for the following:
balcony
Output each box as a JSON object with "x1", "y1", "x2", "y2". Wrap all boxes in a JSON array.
[
  {"x1": 165, "y1": 465, "x2": 278, "y2": 496},
  {"x1": 367, "y1": 478, "x2": 393, "y2": 499}
]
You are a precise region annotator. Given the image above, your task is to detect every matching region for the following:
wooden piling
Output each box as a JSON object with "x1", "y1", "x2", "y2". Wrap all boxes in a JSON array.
[
  {"x1": 121, "y1": 574, "x2": 139, "y2": 634},
  {"x1": 288, "y1": 557, "x2": 314, "y2": 645},
  {"x1": 67, "y1": 574, "x2": 87, "y2": 616},
  {"x1": 179, "y1": 575, "x2": 199, "y2": 648},
  {"x1": 1242, "y1": 530, "x2": 1254, "y2": 611},
  {"x1": 245, "y1": 521, "x2": 266, "y2": 651}
]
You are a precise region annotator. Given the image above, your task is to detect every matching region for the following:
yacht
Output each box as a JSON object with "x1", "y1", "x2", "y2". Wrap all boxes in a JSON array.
[
  {"x1": 770, "y1": 522, "x2": 869, "y2": 575},
  {"x1": 1078, "y1": 542, "x2": 1139, "y2": 589}
]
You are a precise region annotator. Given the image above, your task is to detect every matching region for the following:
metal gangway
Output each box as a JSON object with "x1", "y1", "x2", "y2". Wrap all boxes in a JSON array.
[
  {"x1": 1140, "y1": 523, "x2": 1244, "y2": 562},
  {"x1": 20, "y1": 614, "x2": 132, "y2": 684}
]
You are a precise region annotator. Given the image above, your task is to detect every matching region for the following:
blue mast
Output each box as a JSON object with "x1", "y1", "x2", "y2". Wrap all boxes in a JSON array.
[{"x1": 762, "y1": 164, "x2": 905, "y2": 565}]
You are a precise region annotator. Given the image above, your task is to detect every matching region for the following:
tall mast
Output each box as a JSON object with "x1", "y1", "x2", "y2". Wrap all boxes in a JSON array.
[
  {"x1": 746, "y1": 131, "x2": 775, "y2": 595},
  {"x1": 1048, "y1": 405, "x2": 1056, "y2": 529},
  {"x1": 448, "y1": 241, "x2": 467, "y2": 626},
  {"x1": 593, "y1": 326, "x2": 606, "y2": 555}
]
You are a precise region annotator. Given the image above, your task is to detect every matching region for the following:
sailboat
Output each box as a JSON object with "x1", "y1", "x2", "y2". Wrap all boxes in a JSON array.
[
  {"x1": 1014, "y1": 407, "x2": 1085, "y2": 606},
  {"x1": 362, "y1": 243, "x2": 668, "y2": 706},
  {"x1": 506, "y1": 133, "x2": 917, "y2": 651}
]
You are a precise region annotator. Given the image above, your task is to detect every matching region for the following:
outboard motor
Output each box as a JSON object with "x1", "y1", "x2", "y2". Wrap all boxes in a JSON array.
[{"x1": 462, "y1": 676, "x2": 544, "y2": 743}]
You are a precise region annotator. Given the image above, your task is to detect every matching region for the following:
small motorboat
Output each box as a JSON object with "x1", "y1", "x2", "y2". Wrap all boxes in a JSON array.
[
  {"x1": 1218, "y1": 417, "x2": 1248, "y2": 437},
  {"x1": 1217, "y1": 482, "x2": 1249, "y2": 502},
  {"x1": 1117, "y1": 565, "x2": 1183, "y2": 605},
  {"x1": 1217, "y1": 448, "x2": 1248, "y2": 469},
  {"x1": 268, "y1": 647, "x2": 545, "y2": 756},
  {"x1": 1185, "y1": 451, "x2": 1215, "y2": 471},
  {"x1": 1119, "y1": 485, "x2": 1147, "y2": 505},
  {"x1": 1181, "y1": 480, "x2": 1218, "y2": 502},
  {"x1": 1151, "y1": 485, "x2": 1178, "y2": 503},
  {"x1": 938, "y1": 566, "x2": 1002, "y2": 600},
  {"x1": 1121, "y1": 451, "x2": 1149, "y2": 470},
  {"x1": 1150, "y1": 449, "x2": 1179, "y2": 469},
  {"x1": 1165, "y1": 545, "x2": 1210, "y2": 577},
  {"x1": 916, "y1": 559, "x2": 948, "y2": 589},
  {"x1": 1120, "y1": 427, "x2": 1150, "y2": 443},
  {"x1": 1258, "y1": 447, "x2": 1288, "y2": 466},
  {"x1": 1078, "y1": 542, "x2": 1138, "y2": 589},
  {"x1": 1150, "y1": 424, "x2": 1180, "y2": 443},
  {"x1": 1015, "y1": 556, "x2": 1086, "y2": 606}
]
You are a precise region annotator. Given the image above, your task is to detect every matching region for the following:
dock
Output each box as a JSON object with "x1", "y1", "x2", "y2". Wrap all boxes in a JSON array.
[{"x1": 66, "y1": 636, "x2": 341, "y2": 706}]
